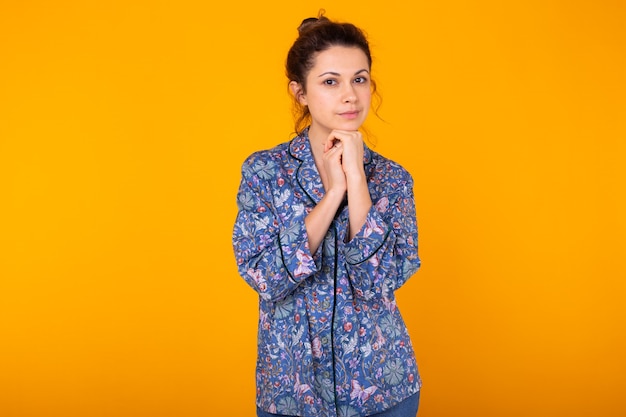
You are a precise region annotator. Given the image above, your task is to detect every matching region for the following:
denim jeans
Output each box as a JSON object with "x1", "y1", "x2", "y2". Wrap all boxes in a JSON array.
[{"x1": 257, "y1": 390, "x2": 420, "y2": 417}]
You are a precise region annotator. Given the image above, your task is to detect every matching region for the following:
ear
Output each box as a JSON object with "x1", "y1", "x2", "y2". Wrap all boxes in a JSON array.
[{"x1": 289, "y1": 81, "x2": 307, "y2": 106}]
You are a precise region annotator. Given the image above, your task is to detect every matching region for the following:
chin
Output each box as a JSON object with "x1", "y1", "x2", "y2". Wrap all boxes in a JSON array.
[{"x1": 337, "y1": 121, "x2": 365, "y2": 131}]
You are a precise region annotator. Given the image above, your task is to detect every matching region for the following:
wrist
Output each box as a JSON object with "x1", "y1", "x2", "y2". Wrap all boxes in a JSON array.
[
  {"x1": 324, "y1": 187, "x2": 346, "y2": 202},
  {"x1": 345, "y1": 170, "x2": 367, "y2": 186}
]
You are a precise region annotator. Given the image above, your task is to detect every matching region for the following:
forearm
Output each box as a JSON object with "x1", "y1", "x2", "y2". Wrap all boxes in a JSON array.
[
  {"x1": 346, "y1": 173, "x2": 372, "y2": 240},
  {"x1": 305, "y1": 189, "x2": 345, "y2": 253},
  {"x1": 343, "y1": 196, "x2": 420, "y2": 298}
]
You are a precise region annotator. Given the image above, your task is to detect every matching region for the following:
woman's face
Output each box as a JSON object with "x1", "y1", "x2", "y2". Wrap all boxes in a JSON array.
[{"x1": 296, "y1": 46, "x2": 371, "y2": 139}]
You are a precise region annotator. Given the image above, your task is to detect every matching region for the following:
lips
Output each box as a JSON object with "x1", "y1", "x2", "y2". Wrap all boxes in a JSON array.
[{"x1": 339, "y1": 110, "x2": 360, "y2": 119}]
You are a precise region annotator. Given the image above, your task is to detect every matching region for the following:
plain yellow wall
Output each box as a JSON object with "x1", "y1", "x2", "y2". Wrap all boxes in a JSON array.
[{"x1": 1, "y1": 1, "x2": 625, "y2": 416}]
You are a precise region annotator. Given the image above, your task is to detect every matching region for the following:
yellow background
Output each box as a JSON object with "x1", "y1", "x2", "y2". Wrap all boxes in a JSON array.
[{"x1": 1, "y1": 1, "x2": 624, "y2": 416}]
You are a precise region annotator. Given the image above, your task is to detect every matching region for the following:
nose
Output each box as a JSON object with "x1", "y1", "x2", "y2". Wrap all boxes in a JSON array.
[{"x1": 342, "y1": 84, "x2": 357, "y2": 103}]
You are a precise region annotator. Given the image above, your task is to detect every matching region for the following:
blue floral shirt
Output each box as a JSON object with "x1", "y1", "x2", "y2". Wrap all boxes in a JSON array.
[{"x1": 232, "y1": 129, "x2": 421, "y2": 417}]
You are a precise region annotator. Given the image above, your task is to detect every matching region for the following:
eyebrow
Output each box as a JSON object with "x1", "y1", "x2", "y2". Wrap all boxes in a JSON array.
[{"x1": 318, "y1": 69, "x2": 370, "y2": 77}]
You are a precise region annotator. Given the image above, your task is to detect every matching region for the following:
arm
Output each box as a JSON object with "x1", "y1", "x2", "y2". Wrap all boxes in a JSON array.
[
  {"x1": 346, "y1": 170, "x2": 372, "y2": 241},
  {"x1": 305, "y1": 130, "x2": 351, "y2": 253},
  {"x1": 232, "y1": 155, "x2": 319, "y2": 302},
  {"x1": 322, "y1": 130, "x2": 372, "y2": 240},
  {"x1": 343, "y1": 172, "x2": 421, "y2": 300},
  {"x1": 304, "y1": 188, "x2": 345, "y2": 254}
]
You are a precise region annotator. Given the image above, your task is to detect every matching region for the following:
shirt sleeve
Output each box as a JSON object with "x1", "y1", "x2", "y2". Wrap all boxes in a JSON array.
[
  {"x1": 232, "y1": 154, "x2": 320, "y2": 302},
  {"x1": 343, "y1": 172, "x2": 420, "y2": 300}
]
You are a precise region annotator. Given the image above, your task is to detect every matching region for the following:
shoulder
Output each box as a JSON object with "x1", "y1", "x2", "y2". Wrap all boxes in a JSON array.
[
  {"x1": 367, "y1": 148, "x2": 414, "y2": 187},
  {"x1": 240, "y1": 140, "x2": 292, "y2": 180}
]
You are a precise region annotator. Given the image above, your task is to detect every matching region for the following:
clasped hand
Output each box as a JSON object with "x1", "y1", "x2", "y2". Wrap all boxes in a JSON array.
[{"x1": 322, "y1": 130, "x2": 365, "y2": 195}]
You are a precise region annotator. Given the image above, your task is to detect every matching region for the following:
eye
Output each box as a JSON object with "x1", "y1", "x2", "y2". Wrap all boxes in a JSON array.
[
  {"x1": 354, "y1": 76, "x2": 368, "y2": 84},
  {"x1": 323, "y1": 79, "x2": 337, "y2": 86}
]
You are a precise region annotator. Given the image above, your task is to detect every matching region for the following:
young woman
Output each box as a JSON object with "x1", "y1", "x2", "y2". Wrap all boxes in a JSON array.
[{"x1": 232, "y1": 13, "x2": 422, "y2": 417}]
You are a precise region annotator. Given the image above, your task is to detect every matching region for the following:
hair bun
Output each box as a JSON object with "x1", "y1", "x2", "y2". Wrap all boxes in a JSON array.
[
  {"x1": 297, "y1": 17, "x2": 318, "y2": 33},
  {"x1": 297, "y1": 10, "x2": 328, "y2": 33}
]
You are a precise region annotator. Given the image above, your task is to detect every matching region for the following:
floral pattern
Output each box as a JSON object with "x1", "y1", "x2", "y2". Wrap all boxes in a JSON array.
[{"x1": 232, "y1": 129, "x2": 421, "y2": 417}]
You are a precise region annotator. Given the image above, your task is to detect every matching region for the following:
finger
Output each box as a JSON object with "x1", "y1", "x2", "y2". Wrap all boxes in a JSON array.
[
  {"x1": 324, "y1": 150, "x2": 344, "y2": 168},
  {"x1": 324, "y1": 142, "x2": 342, "y2": 155},
  {"x1": 330, "y1": 130, "x2": 361, "y2": 140},
  {"x1": 325, "y1": 130, "x2": 348, "y2": 150},
  {"x1": 327, "y1": 131, "x2": 362, "y2": 151},
  {"x1": 324, "y1": 138, "x2": 341, "y2": 152}
]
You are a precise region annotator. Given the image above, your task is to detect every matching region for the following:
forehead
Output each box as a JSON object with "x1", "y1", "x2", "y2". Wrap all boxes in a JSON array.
[{"x1": 310, "y1": 46, "x2": 370, "y2": 73}]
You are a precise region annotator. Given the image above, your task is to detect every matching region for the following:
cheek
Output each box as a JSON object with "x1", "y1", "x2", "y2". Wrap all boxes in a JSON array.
[
  {"x1": 306, "y1": 91, "x2": 331, "y2": 110},
  {"x1": 360, "y1": 91, "x2": 372, "y2": 106}
]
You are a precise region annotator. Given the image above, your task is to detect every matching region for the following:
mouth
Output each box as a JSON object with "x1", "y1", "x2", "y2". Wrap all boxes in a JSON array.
[{"x1": 339, "y1": 110, "x2": 360, "y2": 120}]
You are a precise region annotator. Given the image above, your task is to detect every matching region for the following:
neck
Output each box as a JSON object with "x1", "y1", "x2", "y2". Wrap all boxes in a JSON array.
[{"x1": 307, "y1": 124, "x2": 328, "y2": 160}]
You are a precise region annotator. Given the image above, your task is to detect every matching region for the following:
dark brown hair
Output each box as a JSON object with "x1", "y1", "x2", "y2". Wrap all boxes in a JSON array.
[{"x1": 286, "y1": 12, "x2": 379, "y2": 135}]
